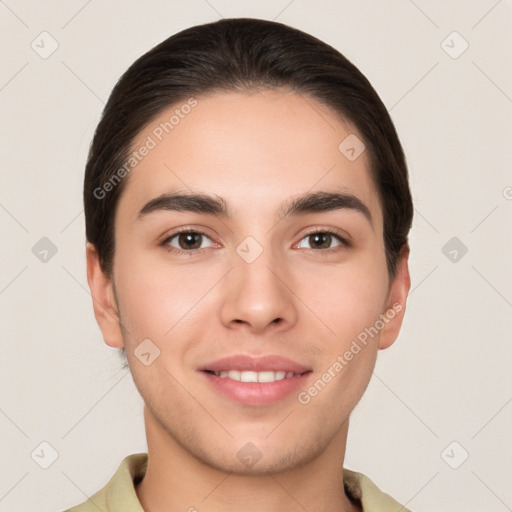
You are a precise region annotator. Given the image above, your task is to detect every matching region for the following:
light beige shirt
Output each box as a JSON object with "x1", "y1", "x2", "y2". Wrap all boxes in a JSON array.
[{"x1": 64, "y1": 453, "x2": 411, "y2": 511}]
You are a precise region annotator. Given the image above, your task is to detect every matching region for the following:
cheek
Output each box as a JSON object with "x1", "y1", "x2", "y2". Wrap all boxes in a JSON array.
[
  {"x1": 299, "y1": 263, "x2": 386, "y2": 416},
  {"x1": 113, "y1": 252, "x2": 181, "y2": 341},
  {"x1": 114, "y1": 251, "x2": 219, "y2": 349},
  {"x1": 297, "y1": 253, "x2": 389, "y2": 343}
]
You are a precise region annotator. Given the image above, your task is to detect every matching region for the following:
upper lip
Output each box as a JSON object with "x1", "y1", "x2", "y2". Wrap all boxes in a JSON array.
[{"x1": 200, "y1": 355, "x2": 311, "y2": 374}]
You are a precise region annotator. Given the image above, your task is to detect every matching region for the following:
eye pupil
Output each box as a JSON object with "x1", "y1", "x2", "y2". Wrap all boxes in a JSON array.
[
  {"x1": 179, "y1": 233, "x2": 201, "y2": 249},
  {"x1": 310, "y1": 233, "x2": 331, "y2": 249}
]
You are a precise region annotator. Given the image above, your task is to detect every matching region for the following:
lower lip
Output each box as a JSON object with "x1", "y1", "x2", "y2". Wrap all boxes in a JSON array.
[{"x1": 201, "y1": 371, "x2": 311, "y2": 406}]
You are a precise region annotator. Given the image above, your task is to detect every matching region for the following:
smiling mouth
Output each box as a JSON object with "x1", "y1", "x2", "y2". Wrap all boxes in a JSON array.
[{"x1": 203, "y1": 369, "x2": 309, "y2": 383}]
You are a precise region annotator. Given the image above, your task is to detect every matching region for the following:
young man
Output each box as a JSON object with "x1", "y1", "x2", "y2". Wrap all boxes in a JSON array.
[{"x1": 66, "y1": 17, "x2": 413, "y2": 512}]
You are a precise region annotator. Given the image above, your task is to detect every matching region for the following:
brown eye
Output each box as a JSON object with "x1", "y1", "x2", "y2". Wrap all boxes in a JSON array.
[
  {"x1": 177, "y1": 232, "x2": 203, "y2": 250},
  {"x1": 164, "y1": 231, "x2": 214, "y2": 253},
  {"x1": 308, "y1": 233, "x2": 333, "y2": 249},
  {"x1": 296, "y1": 230, "x2": 348, "y2": 251}
]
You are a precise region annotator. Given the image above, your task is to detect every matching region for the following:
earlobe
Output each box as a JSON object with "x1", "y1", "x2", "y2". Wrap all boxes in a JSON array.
[
  {"x1": 378, "y1": 244, "x2": 411, "y2": 350},
  {"x1": 85, "y1": 242, "x2": 124, "y2": 349}
]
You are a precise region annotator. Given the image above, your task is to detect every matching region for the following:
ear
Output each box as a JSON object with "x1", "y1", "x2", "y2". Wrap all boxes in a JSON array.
[
  {"x1": 378, "y1": 244, "x2": 411, "y2": 350},
  {"x1": 86, "y1": 242, "x2": 124, "y2": 349}
]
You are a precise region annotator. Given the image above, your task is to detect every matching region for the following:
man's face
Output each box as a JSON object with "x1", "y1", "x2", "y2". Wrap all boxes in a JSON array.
[{"x1": 93, "y1": 89, "x2": 408, "y2": 473}]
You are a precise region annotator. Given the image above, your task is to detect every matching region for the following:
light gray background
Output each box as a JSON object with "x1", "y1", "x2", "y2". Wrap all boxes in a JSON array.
[{"x1": 1, "y1": 1, "x2": 511, "y2": 511}]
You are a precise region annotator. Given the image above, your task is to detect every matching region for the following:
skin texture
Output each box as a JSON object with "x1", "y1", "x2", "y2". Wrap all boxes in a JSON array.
[{"x1": 86, "y1": 88, "x2": 410, "y2": 512}]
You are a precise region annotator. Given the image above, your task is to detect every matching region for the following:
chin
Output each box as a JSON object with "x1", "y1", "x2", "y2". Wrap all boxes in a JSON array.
[{"x1": 191, "y1": 430, "x2": 328, "y2": 476}]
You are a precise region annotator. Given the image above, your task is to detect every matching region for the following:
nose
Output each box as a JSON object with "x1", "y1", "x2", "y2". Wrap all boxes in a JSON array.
[{"x1": 219, "y1": 248, "x2": 298, "y2": 334}]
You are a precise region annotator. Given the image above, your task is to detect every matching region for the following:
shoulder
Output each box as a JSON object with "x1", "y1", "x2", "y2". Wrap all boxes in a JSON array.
[
  {"x1": 62, "y1": 453, "x2": 148, "y2": 512},
  {"x1": 344, "y1": 468, "x2": 412, "y2": 512}
]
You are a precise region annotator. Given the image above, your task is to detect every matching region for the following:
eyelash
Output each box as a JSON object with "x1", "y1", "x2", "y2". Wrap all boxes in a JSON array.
[{"x1": 161, "y1": 226, "x2": 351, "y2": 256}]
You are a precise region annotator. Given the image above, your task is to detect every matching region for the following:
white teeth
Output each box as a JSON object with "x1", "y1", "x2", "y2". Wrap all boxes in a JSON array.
[
  {"x1": 240, "y1": 371, "x2": 258, "y2": 382},
  {"x1": 212, "y1": 370, "x2": 298, "y2": 382},
  {"x1": 257, "y1": 371, "x2": 276, "y2": 383}
]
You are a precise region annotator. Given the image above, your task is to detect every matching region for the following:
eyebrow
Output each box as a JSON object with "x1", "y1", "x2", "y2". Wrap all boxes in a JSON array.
[{"x1": 137, "y1": 190, "x2": 372, "y2": 225}]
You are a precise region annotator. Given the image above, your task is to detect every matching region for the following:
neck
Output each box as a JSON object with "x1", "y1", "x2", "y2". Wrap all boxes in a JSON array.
[{"x1": 135, "y1": 406, "x2": 361, "y2": 512}]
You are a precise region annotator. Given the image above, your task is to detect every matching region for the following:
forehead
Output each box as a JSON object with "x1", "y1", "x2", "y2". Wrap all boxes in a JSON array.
[{"x1": 118, "y1": 89, "x2": 382, "y2": 226}]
